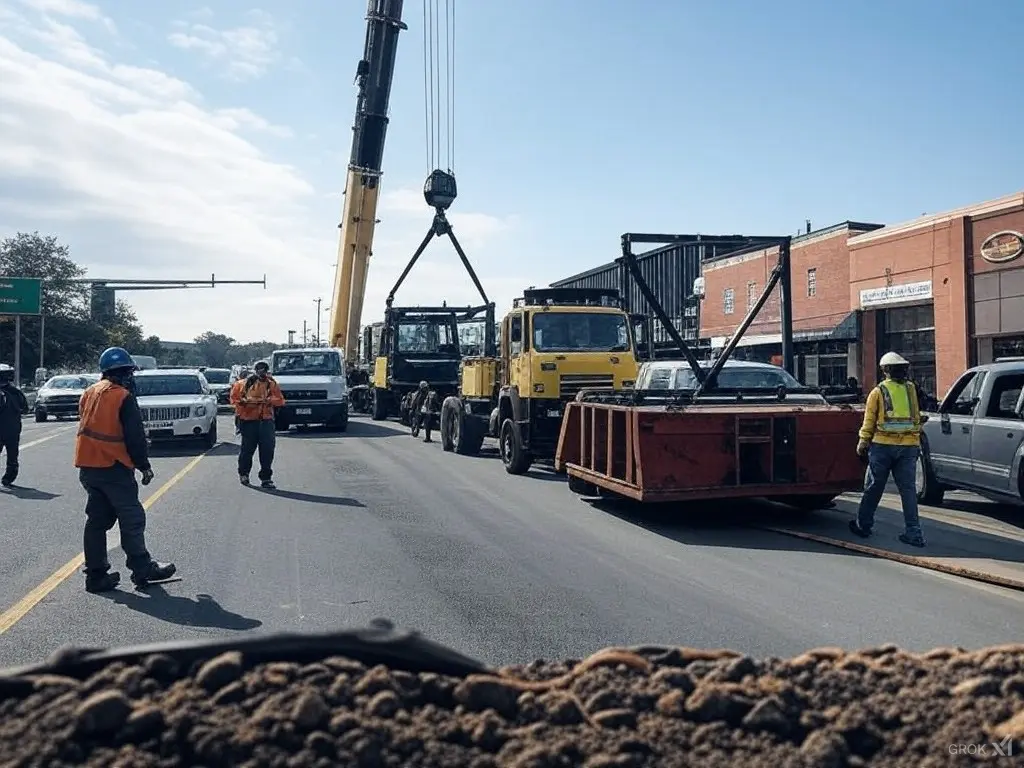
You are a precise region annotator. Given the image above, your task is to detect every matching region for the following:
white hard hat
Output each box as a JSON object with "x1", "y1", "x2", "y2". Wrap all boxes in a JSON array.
[{"x1": 879, "y1": 351, "x2": 910, "y2": 367}]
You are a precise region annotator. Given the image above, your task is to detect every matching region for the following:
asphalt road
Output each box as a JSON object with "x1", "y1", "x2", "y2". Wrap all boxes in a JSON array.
[{"x1": 2, "y1": 414, "x2": 1024, "y2": 670}]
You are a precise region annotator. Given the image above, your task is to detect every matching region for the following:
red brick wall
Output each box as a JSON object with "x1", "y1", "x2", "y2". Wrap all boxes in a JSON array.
[
  {"x1": 848, "y1": 218, "x2": 968, "y2": 394},
  {"x1": 700, "y1": 229, "x2": 854, "y2": 339}
]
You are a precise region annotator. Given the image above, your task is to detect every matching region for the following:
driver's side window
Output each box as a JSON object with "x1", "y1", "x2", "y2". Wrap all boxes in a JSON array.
[
  {"x1": 510, "y1": 314, "x2": 523, "y2": 357},
  {"x1": 943, "y1": 371, "x2": 985, "y2": 416}
]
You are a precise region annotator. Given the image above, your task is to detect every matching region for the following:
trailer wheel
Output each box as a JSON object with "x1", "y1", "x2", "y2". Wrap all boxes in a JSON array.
[
  {"x1": 371, "y1": 388, "x2": 387, "y2": 421},
  {"x1": 499, "y1": 418, "x2": 532, "y2": 475}
]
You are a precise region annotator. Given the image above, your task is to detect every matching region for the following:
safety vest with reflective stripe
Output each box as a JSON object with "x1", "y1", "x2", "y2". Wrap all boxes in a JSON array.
[
  {"x1": 74, "y1": 379, "x2": 135, "y2": 469},
  {"x1": 874, "y1": 379, "x2": 920, "y2": 436}
]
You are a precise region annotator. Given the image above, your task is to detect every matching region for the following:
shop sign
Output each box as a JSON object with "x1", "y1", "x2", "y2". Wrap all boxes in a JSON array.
[
  {"x1": 860, "y1": 280, "x2": 932, "y2": 309},
  {"x1": 979, "y1": 230, "x2": 1024, "y2": 264}
]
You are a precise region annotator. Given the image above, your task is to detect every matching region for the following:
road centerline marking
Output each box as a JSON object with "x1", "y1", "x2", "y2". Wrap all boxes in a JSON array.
[
  {"x1": 0, "y1": 453, "x2": 207, "y2": 636},
  {"x1": 20, "y1": 427, "x2": 75, "y2": 450}
]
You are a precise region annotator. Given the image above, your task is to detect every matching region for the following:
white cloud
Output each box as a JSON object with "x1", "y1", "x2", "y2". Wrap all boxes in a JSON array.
[
  {"x1": 167, "y1": 9, "x2": 280, "y2": 82},
  {"x1": 0, "y1": 2, "x2": 522, "y2": 343}
]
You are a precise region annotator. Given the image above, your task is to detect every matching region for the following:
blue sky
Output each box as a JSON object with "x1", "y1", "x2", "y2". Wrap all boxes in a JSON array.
[{"x1": 0, "y1": 0, "x2": 1021, "y2": 343}]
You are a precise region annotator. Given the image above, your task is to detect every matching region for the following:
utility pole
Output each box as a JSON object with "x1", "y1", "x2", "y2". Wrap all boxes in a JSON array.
[
  {"x1": 302, "y1": 320, "x2": 308, "y2": 346},
  {"x1": 314, "y1": 297, "x2": 323, "y2": 347}
]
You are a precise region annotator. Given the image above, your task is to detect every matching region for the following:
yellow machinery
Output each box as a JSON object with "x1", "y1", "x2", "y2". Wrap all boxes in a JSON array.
[
  {"x1": 439, "y1": 287, "x2": 640, "y2": 474},
  {"x1": 328, "y1": 0, "x2": 407, "y2": 371}
]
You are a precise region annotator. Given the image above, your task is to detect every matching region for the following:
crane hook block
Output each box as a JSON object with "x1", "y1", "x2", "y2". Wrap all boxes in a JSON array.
[{"x1": 424, "y1": 169, "x2": 457, "y2": 211}]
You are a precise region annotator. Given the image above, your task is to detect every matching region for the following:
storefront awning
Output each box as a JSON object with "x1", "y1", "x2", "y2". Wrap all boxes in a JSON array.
[{"x1": 709, "y1": 311, "x2": 860, "y2": 348}]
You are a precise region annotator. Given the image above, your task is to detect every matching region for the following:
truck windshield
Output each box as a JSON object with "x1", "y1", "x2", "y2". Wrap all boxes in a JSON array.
[
  {"x1": 202, "y1": 369, "x2": 232, "y2": 384},
  {"x1": 532, "y1": 312, "x2": 630, "y2": 353},
  {"x1": 272, "y1": 352, "x2": 342, "y2": 376},
  {"x1": 136, "y1": 375, "x2": 203, "y2": 396},
  {"x1": 396, "y1": 321, "x2": 459, "y2": 355},
  {"x1": 44, "y1": 376, "x2": 95, "y2": 390}
]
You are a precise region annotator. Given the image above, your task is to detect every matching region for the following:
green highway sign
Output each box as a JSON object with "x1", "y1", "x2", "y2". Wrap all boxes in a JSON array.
[{"x1": 0, "y1": 277, "x2": 42, "y2": 315}]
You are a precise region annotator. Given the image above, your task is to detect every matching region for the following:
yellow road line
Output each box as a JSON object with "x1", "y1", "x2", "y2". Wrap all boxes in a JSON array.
[
  {"x1": 0, "y1": 453, "x2": 207, "y2": 636},
  {"x1": 20, "y1": 427, "x2": 74, "y2": 450},
  {"x1": 759, "y1": 525, "x2": 1024, "y2": 593}
]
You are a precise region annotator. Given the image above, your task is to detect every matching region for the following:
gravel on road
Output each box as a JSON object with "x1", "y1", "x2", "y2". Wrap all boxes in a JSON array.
[{"x1": 3, "y1": 640, "x2": 1024, "y2": 767}]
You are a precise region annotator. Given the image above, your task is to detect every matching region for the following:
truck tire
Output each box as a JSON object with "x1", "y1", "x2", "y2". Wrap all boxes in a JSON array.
[
  {"x1": 371, "y1": 388, "x2": 387, "y2": 421},
  {"x1": 916, "y1": 449, "x2": 945, "y2": 505},
  {"x1": 34, "y1": 411, "x2": 46, "y2": 422},
  {"x1": 440, "y1": 397, "x2": 459, "y2": 452},
  {"x1": 499, "y1": 418, "x2": 532, "y2": 475},
  {"x1": 274, "y1": 413, "x2": 289, "y2": 432}
]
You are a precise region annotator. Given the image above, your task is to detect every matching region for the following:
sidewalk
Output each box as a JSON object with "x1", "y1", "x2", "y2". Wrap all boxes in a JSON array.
[{"x1": 768, "y1": 494, "x2": 1024, "y2": 589}]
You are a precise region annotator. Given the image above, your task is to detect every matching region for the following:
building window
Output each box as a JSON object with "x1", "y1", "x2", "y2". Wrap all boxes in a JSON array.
[
  {"x1": 746, "y1": 281, "x2": 757, "y2": 310},
  {"x1": 724, "y1": 288, "x2": 735, "y2": 315},
  {"x1": 807, "y1": 268, "x2": 817, "y2": 297}
]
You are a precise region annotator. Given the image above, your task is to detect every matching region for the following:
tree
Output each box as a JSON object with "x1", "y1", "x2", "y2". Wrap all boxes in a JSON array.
[
  {"x1": 194, "y1": 331, "x2": 235, "y2": 368},
  {"x1": 0, "y1": 232, "x2": 88, "y2": 318}
]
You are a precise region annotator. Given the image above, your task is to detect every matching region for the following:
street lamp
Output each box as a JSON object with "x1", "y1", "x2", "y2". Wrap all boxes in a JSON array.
[{"x1": 314, "y1": 297, "x2": 323, "y2": 347}]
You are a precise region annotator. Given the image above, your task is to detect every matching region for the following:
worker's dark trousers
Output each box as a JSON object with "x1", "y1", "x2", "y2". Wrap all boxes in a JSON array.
[
  {"x1": 239, "y1": 419, "x2": 276, "y2": 481},
  {"x1": 80, "y1": 464, "x2": 152, "y2": 576},
  {"x1": 1, "y1": 428, "x2": 20, "y2": 484}
]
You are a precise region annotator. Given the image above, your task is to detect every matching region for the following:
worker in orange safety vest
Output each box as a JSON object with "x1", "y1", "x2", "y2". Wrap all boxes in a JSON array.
[
  {"x1": 231, "y1": 360, "x2": 285, "y2": 489},
  {"x1": 75, "y1": 347, "x2": 177, "y2": 593}
]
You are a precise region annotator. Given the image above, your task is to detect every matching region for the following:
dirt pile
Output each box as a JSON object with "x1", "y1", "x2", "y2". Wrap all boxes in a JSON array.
[{"x1": 2, "y1": 643, "x2": 1024, "y2": 767}]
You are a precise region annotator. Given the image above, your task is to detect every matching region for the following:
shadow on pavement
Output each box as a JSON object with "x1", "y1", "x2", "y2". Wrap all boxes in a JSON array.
[
  {"x1": 457, "y1": 445, "x2": 567, "y2": 482},
  {"x1": 0, "y1": 485, "x2": 62, "y2": 501},
  {"x1": 928, "y1": 496, "x2": 1024, "y2": 533},
  {"x1": 281, "y1": 419, "x2": 400, "y2": 440},
  {"x1": 588, "y1": 495, "x2": 1024, "y2": 569},
  {"x1": 100, "y1": 586, "x2": 263, "y2": 630},
  {"x1": 147, "y1": 441, "x2": 239, "y2": 458},
  {"x1": 254, "y1": 487, "x2": 365, "y2": 507}
]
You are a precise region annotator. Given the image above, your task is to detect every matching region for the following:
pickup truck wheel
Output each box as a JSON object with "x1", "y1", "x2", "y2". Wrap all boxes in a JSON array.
[
  {"x1": 34, "y1": 411, "x2": 46, "y2": 422},
  {"x1": 916, "y1": 450, "x2": 945, "y2": 505}
]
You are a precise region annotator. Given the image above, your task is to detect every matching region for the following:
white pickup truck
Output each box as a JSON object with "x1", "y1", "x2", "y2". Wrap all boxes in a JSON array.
[{"x1": 270, "y1": 347, "x2": 349, "y2": 432}]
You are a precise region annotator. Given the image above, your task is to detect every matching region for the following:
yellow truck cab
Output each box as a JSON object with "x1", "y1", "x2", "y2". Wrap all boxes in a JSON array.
[{"x1": 439, "y1": 287, "x2": 640, "y2": 475}]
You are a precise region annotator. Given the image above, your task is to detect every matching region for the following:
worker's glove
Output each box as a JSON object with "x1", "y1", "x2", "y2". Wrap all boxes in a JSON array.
[
  {"x1": 140, "y1": 468, "x2": 155, "y2": 486},
  {"x1": 856, "y1": 440, "x2": 870, "y2": 458}
]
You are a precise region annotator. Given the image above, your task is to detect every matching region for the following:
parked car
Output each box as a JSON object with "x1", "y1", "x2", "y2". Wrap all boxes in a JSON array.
[
  {"x1": 199, "y1": 367, "x2": 234, "y2": 411},
  {"x1": 134, "y1": 369, "x2": 219, "y2": 449},
  {"x1": 33, "y1": 374, "x2": 100, "y2": 422}
]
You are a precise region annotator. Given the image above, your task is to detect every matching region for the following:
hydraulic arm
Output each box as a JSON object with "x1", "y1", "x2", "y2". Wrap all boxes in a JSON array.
[{"x1": 328, "y1": 0, "x2": 407, "y2": 362}]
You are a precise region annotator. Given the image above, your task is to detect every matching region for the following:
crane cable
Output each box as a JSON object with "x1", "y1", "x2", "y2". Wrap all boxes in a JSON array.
[{"x1": 422, "y1": 0, "x2": 455, "y2": 175}]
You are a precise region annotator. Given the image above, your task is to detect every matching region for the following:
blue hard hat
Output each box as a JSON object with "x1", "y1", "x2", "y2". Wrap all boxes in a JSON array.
[{"x1": 98, "y1": 347, "x2": 137, "y2": 373}]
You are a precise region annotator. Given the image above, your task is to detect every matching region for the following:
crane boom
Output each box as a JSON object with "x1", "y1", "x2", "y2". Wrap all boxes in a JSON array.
[{"x1": 329, "y1": 0, "x2": 406, "y2": 363}]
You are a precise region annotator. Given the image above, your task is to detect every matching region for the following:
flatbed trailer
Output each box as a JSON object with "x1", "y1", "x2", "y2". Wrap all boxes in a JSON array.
[{"x1": 555, "y1": 232, "x2": 866, "y2": 507}]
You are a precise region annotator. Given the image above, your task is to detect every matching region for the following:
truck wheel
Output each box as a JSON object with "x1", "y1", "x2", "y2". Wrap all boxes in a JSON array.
[
  {"x1": 35, "y1": 411, "x2": 46, "y2": 422},
  {"x1": 451, "y1": 405, "x2": 485, "y2": 456},
  {"x1": 499, "y1": 418, "x2": 532, "y2": 475},
  {"x1": 336, "y1": 407, "x2": 349, "y2": 432},
  {"x1": 440, "y1": 398, "x2": 458, "y2": 452},
  {"x1": 371, "y1": 388, "x2": 387, "y2": 421},
  {"x1": 274, "y1": 414, "x2": 289, "y2": 432},
  {"x1": 916, "y1": 450, "x2": 945, "y2": 505}
]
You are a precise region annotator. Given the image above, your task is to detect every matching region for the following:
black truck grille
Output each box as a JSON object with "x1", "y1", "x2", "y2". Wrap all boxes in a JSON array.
[
  {"x1": 44, "y1": 395, "x2": 81, "y2": 406},
  {"x1": 281, "y1": 389, "x2": 328, "y2": 401},
  {"x1": 559, "y1": 374, "x2": 614, "y2": 398}
]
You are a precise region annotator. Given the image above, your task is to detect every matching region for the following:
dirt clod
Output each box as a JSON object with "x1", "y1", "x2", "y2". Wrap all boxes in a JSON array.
[{"x1": 2, "y1": 643, "x2": 1024, "y2": 766}]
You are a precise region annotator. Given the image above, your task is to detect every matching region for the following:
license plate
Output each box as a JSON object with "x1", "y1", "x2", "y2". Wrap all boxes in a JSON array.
[
  {"x1": 146, "y1": 421, "x2": 173, "y2": 429},
  {"x1": 295, "y1": 408, "x2": 312, "y2": 415}
]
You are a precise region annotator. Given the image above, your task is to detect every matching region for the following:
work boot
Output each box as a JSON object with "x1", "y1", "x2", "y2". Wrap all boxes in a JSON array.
[
  {"x1": 261, "y1": 479, "x2": 276, "y2": 490},
  {"x1": 899, "y1": 532, "x2": 926, "y2": 548},
  {"x1": 239, "y1": 474, "x2": 250, "y2": 485},
  {"x1": 85, "y1": 571, "x2": 121, "y2": 593},
  {"x1": 848, "y1": 519, "x2": 871, "y2": 538},
  {"x1": 1, "y1": 475, "x2": 14, "y2": 488},
  {"x1": 131, "y1": 561, "x2": 176, "y2": 588}
]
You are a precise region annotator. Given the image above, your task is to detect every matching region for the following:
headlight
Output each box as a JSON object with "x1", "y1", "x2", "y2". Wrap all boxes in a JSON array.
[{"x1": 194, "y1": 405, "x2": 207, "y2": 417}]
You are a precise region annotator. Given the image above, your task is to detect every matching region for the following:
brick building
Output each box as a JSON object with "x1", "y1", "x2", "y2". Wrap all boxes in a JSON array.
[
  {"x1": 699, "y1": 221, "x2": 882, "y2": 388},
  {"x1": 700, "y1": 190, "x2": 1024, "y2": 398},
  {"x1": 849, "y1": 191, "x2": 1024, "y2": 396}
]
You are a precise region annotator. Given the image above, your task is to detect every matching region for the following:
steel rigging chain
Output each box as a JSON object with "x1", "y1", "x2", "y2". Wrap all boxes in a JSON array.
[{"x1": 422, "y1": 0, "x2": 457, "y2": 211}]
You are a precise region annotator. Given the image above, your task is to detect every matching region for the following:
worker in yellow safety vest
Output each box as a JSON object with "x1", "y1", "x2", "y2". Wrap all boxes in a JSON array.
[{"x1": 848, "y1": 351, "x2": 926, "y2": 547}]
